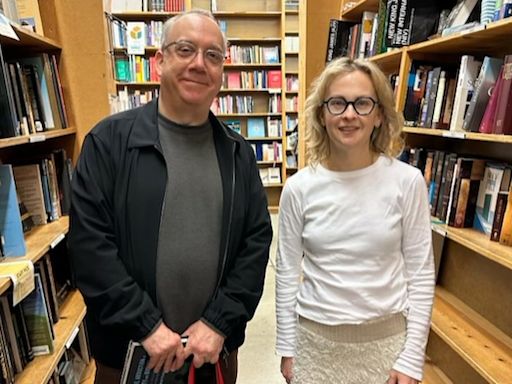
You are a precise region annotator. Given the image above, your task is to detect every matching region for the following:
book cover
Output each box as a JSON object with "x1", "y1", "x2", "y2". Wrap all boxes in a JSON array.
[
  {"x1": 267, "y1": 70, "x2": 282, "y2": 89},
  {"x1": 247, "y1": 117, "x2": 266, "y2": 138},
  {"x1": 479, "y1": 65, "x2": 503, "y2": 133},
  {"x1": 13, "y1": 164, "x2": 48, "y2": 226},
  {"x1": 463, "y1": 56, "x2": 503, "y2": 132},
  {"x1": 0, "y1": 164, "x2": 26, "y2": 257},
  {"x1": 492, "y1": 55, "x2": 512, "y2": 134},
  {"x1": 325, "y1": 19, "x2": 356, "y2": 62},
  {"x1": 0, "y1": 45, "x2": 20, "y2": 138},
  {"x1": 21, "y1": 273, "x2": 54, "y2": 356},
  {"x1": 490, "y1": 167, "x2": 511, "y2": 241},
  {"x1": 449, "y1": 55, "x2": 481, "y2": 132},
  {"x1": 224, "y1": 119, "x2": 241, "y2": 134},
  {"x1": 499, "y1": 183, "x2": 512, "y2": 246},
  {"x1": 473, "y1": 163, "x2": 506, "y2": 235}
]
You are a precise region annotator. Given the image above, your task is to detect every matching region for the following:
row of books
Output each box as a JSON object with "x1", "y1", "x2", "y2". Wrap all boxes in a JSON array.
[
  {"x1": 221, "y1": 70, "x2": 282, "y2": 90},
  {"x1": 0, "y1": 50, "x2": 69, "y2": 139},
  {"x1": 109, "y1": 0, "x2": 185, "y2": 12},
  {"x1": 0, "y1": 241, "x2": 79, "y2": 382},
  {"x1": 284, "y1": 36, "x2": 299, "y2": 53},
  {"x1": 284, "y1": 0, "x2": 299, "y2": 11},
  {"x1": 0, "y1": 150, "x2": 72, "y2": 258},
  {"x1": 251, "y1": 142, "x2": 283, "y2": 163},
  {"x1": 285, "y1": 95, "x2": 298, "y2": 112},
  {"x1": 0, "y1": 0, "x2": 45, "y2": 35},
  {"x1": 226, "y1": 45, "x2": 280, "y2": 65},
  {"x1": 114, "y1": 56, "x2": 159, "y2": 83},
  {"x1": 402, "y1": 148, "x2": 512, "y2": 246},
  {"x1": 225, "y1": 117, "x2": 282, "y2": 138},
  {"x1": 285, "y1": 75, "x2": 299, "y2": 92},
  {"x1": 329, "y1": 0, "x2": 512, "y2": 62},
  {"x1": 210, "y1": 94, "x2": 282, "y2": 115},
  {"x1": 109, "y1": 19, "x2": 163, "y2": 50},
  {"x1": 403, "y1": 54, "x2": 512, "y2": 135},
  {"x1": 110, "y1": 87, "x2": 159, "y2": 114}
]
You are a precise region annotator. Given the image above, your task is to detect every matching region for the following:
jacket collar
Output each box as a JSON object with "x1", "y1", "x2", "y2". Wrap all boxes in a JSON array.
[{"x1": 127, "y1": 98, "x2": 242, "y2": 149}]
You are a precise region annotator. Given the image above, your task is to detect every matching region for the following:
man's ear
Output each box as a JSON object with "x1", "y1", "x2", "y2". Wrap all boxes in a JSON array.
[{"x1": 155, "y1": 50, "x2": 164, "y2": 77}]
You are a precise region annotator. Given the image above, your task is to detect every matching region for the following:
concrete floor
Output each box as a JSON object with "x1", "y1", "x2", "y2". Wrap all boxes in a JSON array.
[{"x1": 237, "y1": 214, "x2": 285, "y2": 383}]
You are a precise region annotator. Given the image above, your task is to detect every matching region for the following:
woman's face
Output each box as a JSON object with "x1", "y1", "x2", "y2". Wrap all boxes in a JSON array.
[{"x1": 320, "y1": 70, "x2": 382, "y2": 157}]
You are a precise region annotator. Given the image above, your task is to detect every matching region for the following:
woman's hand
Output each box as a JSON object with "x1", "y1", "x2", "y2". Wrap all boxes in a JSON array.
[
  {"x1": 281, "y1": 356, "x2": 294, "y2": 383},
  {"x1": 387, "y1": 369, "x2": 418, "y2": 384}
]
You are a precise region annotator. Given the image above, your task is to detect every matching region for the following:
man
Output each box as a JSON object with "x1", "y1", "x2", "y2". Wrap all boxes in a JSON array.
[{"x1": 69, "y1": 9, "x2": 272, "y2": 384}]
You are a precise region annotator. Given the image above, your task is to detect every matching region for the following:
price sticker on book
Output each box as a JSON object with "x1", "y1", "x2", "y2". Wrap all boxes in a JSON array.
[
  {"x1": 50, "y1": 233, "x2": 65, "y2": 249},
  {"x1": 29, "y1": 134, "x2": 46, "y2": 143},
  {"x1": 0, "y1": 260, "x2": 35, "y2": 305},
  {"x1": 442, "y1": 131, "x2": 465, "y2": 139}
]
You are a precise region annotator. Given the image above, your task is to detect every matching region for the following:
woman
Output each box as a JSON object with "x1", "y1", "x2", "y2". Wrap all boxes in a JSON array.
[{"x1": 275, "y1": 57, "x2": 435, "y2": 384}]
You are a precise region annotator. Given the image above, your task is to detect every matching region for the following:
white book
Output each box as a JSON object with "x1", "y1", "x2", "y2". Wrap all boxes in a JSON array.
[
  {"x1": 358, "y1": 11, "x2": 376, "y2": 59},
  {"x1": 449, "y1": 55, "x2": 481, "y2": 131}
]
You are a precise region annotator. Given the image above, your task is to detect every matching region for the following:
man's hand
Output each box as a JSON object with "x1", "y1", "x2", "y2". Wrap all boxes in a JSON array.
[
  {"x1": 387, "y1": 369, "x2": 419, "y2": 384},
  {"x1": 141, "y1": 322, "x2": 186, "y2": 373},
  {"x1": 182, "y1": 320, "x2": 225, "y2": 368},
  {"x1": 281, "y1": 356, "x2": 294, "y2": 384}
]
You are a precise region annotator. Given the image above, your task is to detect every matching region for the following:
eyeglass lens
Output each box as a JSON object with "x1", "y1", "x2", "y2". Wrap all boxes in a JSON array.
[{"x1": 167, "y1": 41, "x2": 224, "y2": 66}]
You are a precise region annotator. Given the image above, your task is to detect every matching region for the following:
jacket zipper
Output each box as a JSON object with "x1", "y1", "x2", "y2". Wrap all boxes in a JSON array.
[{"x1": 218, "y1": 141, "x2": 236, "y2": 363}]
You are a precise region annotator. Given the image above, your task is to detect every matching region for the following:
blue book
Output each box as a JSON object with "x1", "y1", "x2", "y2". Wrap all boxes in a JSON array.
[
  {"x1": 0, "y1": 164, "x2": 26, "y2": 257},
  {"x1": 247, "y1": 117, "x2": 266, "y2": 138}
]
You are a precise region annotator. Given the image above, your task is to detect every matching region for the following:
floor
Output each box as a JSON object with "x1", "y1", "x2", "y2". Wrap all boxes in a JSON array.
[{"x1": 237, "y1": 214, "x2": 285, "y2": 383}]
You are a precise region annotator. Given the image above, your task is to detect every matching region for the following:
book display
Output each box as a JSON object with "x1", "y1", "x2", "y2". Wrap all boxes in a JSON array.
[
  {"x1": 0, "y1": 0, "x2": 109, "y2": 382},
  {"x1": 300, "y1": 0, "x2": 512, "y2": 382},
  {"x1": 104, "y1": 0, "x2": 303, "y2": 211}
]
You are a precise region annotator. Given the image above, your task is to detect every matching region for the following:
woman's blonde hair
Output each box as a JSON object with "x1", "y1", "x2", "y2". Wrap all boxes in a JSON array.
[{"x1": 305, "y1": 57, "x2": 404, "y2": 166}]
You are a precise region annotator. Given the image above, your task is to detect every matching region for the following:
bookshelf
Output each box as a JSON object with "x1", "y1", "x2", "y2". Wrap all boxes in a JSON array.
[
  {"x1": 311, "y1": 1, "x2": 512, "y2": 383},
  {"x1": 0, "y1": 0, "x2": 111, "y2": 382},
  {"x1": 105, "y1": 0, "x2": 305, "y2": 211}
]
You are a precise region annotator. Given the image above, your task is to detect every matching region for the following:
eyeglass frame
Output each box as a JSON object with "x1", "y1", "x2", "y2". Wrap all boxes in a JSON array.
[
  {"x1": 321, "y1": 96, "x2": 379, "y2": 116},
  {"x1": 161, "y1": 40, "x2": 226, "y2": 66}
]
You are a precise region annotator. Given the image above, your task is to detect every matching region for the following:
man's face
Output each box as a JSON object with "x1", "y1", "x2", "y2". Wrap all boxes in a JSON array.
[{"x1": 156, "y1": 14, "x2": 224, "y2": 110}]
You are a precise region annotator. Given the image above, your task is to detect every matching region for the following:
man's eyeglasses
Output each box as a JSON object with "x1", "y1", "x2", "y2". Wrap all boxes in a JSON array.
[
  {"x1": 322, "y1": 96, "x2": 378, "y2": 116},
  {"x1": 162, "y1": 40, "x2": 225, "y2": 67}
]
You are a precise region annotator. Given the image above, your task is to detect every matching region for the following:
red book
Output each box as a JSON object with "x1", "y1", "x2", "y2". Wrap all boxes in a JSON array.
[
  {"x1": 492, "y1": 55, "x2": 512, "y2": 134},
  {"x1": 267, "y1": 70, "x2": 282, "y2": 89},
  {"x1": 226, "y1": 72, "x2": 241, "y2": 89},
  {"x1": 479, "y1": 66, "x2": 504, "y2": 134}
]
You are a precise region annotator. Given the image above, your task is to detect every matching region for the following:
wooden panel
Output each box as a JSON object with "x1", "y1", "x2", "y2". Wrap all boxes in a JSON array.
[
  {"x1": 340, "y1": 0, "x2": 379, "y2": 20},
  {"x1": 215, "y1": 0, "x2": 281, "y2": 12},
  {"x1": 0, "y1": 128, "x2": 76, "y2": 149},
  {"x1": 265, "y1": 187, "x2": 281, "y2": 207},
  {"x1": 285, "y1": 56, "x2": 298, "y2": 72},
  {"x1": 16, "y1": 290, "x2": 86, "y2": 384},
  {"x1": 427, "y1": 332, "x2": 487, "y2": 384},
  {"x1": 431, "y1": 289, "x2": 512, "y2": 383},
  {"x1": 285, "y1": 14, "x2": 299, "y2": 33},
  {"x1": 39, "y1": 0, "x2": 111, "y2": 155},
  {"x1": 423, "y1": 359, "x2": 453, "y2": 384},
  {"x1": 221, "y1": 18, "x2": 281, "y2": 39},
  {"x1": 369, "y1": 49, "x2": 403, "y2": 75},
  {"x1": 438, "y1": 241, "x2": 512, "y2": 338}
]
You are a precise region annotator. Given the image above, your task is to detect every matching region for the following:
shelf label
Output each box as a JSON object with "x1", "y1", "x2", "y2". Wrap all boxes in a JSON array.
[
  {"x1": 66, "y1": 326, "x2": 80, "y2": 349},
  {"x1": 0, "y1": 260, "x2": 35, "y2": 305},
  {"x1": 50, "y1": 233, "x2": 65, "y2": 249},
  {"x1": 431, "y1": 224, "x2": 447, "y2": 237},
  {"x1": 442, "y1": 131, "x2": 465, "y2": 139},
  {"x1": 29, "y1": 134, "x2": 46, "y2": 143}
]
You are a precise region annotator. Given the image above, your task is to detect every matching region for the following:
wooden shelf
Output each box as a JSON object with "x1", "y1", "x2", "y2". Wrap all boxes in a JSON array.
[
  {"x1": 0, "y1": 24, "x2": 61, "y2": 50},
  {"x1": 369, "y1": 48, "x2": 403, "y2": 73},
  {"x1": 116, "y1": 81, "x2": 159, "y2": 86},
  {"x1": 340, "y1": 0, "x2": 379, "y2": 20},
  {"x1": 219, "y1": 88, "x2": 282, "y2": 93},
  {"x1": 15, "y1": 290, "x2": 87, "y2": 384},
  {"x1": 217, "y1": 113, "x2": 281, "y2": 117},
  {"x1": 224, "y1": 63, "x2": 282, "y2": 68},
  {"x1": 0, "y1": 128, "x2": 76, "y2": 149},
  {"x1": 258, "y1": 161, "x2": 283, "y2": 165},
  {"x1": 0, "y1": 217, "x2": 69, "y2": 295},
  {"x1": 431, "y1": 222, "x2": 512, "y2": 271},
  {"x1": 431, "y1": 287, "x2": 512, "y2": 384},
  {"x1": 403, "y1": 127, "x2": 512, "y2": 143},
  {"x1": 263, "y1": 183, "x2": 284, "y2": 188},
  {"x1": 268, "y1": 205, "x2": 279, "y2": 213},
  {"x1": 422, "y1": 359, "x2": 453, "y2": 384},
  {"x1": 246, "y1": 136, "x2": 283, "y2": 141},
  {"x1": 213, "y1": 11, "x2": 282, "y2": 18},
  {"x1": 111, "y1": 11, "x2": 180, "y2": 19},
  {"x1": 407, "y1": 18, "x2": 512, "y2": 56},
  {"x1": 228, "y1": 37, "x2": 281, "y2": 42}
]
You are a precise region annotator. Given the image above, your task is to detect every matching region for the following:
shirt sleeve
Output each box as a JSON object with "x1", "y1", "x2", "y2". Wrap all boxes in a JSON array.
[
  {"x1": 393, "y1": 171, "x2": 436, "y2": 381},
  {"x1": 275, "y1": 180, "x2": 304, "y2": 356}
]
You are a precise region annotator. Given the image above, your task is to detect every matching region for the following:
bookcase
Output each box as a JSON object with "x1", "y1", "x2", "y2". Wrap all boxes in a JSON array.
[
  {"x1": 105, "y1": 0, "x2": 304, "y2": 211},
  {"x1": 301, "y1": 0, "x2": 512, "y2": 382},
  {"x1": 0, "y1": 0, "x2": 111, "y2": 382}
]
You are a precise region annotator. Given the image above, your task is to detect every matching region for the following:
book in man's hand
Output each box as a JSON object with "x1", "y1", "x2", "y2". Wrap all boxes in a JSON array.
[{"x1": 121, "y1": 338, "x2": 189, "y2": 384}]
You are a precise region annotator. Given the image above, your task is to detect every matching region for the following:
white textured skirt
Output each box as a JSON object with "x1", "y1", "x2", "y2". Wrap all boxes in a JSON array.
[{"x1": 293, "y1": 313, "x2": 406, "y2": 384}]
